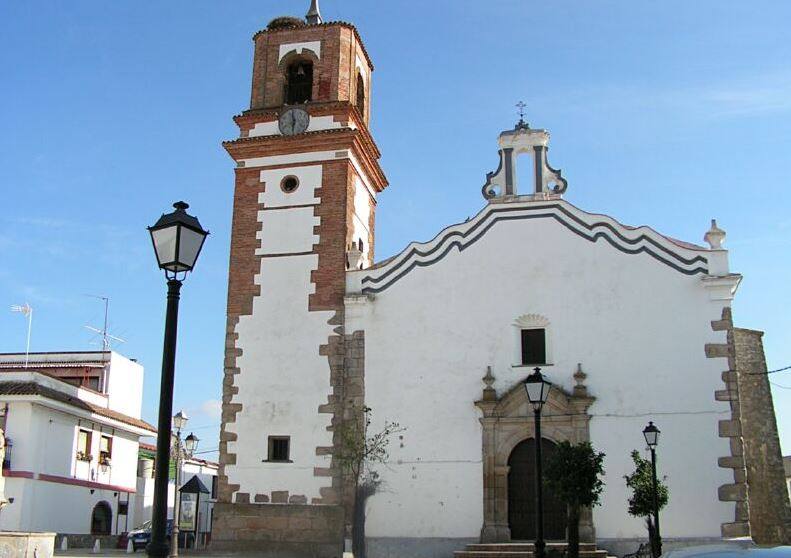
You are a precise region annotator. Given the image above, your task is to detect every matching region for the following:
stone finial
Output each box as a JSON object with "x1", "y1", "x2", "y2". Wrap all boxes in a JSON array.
[
  {"x1": 347, "y1": 244, "x2": 363, "y2": 270},
  {"x1": 482, "y1": 366, "x2": 496, "y2": 401},
  {"x1": 573, "y1": 363, "x2": 588, "y2": 397},
  {"x1": 483, "y1": 366, "x2": 495, "y2": 388},
  {"x1": 306, "y1": 0, "x2": 322, "y2": 24},
  {"x1": 704, "y1": 219, "x2": 726, "y2": 250}
]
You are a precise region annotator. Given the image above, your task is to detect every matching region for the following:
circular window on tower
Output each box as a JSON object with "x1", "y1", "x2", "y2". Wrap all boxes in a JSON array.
[{"x1": 280, "y1": 176, "x2": 299, "y2": 194}]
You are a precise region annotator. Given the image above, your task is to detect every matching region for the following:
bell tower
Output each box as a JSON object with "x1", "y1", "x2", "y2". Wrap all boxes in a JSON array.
[{"x1": 214, "y1": 3, "x2": 387, "y2": 553}]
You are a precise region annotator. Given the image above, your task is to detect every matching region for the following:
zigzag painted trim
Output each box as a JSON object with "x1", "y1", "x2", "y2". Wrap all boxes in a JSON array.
[{"x1": 360, "y1": 201, "x2": 709, "y2": 295}]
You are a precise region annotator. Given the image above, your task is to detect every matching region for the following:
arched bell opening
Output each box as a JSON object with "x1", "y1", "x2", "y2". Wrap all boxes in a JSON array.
[
  {"x1": 284, "y1": 59, "x2": 314, "y2": 104},
  {"x1": 356, "y1": 72, "x2": 366, "y2": 117}
]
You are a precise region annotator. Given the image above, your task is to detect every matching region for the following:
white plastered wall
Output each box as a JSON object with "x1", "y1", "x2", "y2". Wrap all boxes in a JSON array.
[
  {"x1": 0, "y1": 403, "x2": 139, "y2": 533},
  {"x1": 106, "y1": 353, "x2": 144, "y2": 419},
  {"x1": 346, "y1": 214, "x2": 733, "y2": 540},
  {"x1": 224, "y1": 164, "x2": 335, "y2": 501},
  {"x1": 351, "y1": 174, "x2": 373, "y2": 268}
]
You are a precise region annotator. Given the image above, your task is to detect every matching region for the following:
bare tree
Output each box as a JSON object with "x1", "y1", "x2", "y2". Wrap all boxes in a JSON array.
[{"x1": 334, "y1": 406, "x2": 404, "y2": 558}]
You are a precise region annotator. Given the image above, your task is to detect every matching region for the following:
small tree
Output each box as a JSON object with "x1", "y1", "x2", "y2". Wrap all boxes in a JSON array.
[
  {"x1": 624, "y1": 450, "x2": 669, "y2": 557},
  {"x1": 543, "y1": 441, "x2": 606, "y2": 558},
  {"x1": 334, "y1": 406, "x2": 404, "y2": 558}
]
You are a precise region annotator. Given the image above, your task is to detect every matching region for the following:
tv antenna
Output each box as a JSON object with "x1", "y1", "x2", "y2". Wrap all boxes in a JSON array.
[
  {"x1": 84, "y1": 295, "x2": 125, "y2": 351},
  {"x1": 10, "y1": 303, "x2": 33, "y2": 368}
]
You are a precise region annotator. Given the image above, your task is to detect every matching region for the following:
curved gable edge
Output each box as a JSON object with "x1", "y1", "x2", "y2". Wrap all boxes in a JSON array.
[{"x1": 354, "y1": 200, "x2": 710, "y2": 295}]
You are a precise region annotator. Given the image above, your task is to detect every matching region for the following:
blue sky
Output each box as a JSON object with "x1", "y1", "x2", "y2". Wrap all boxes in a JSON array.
[{"x1": 1, "y1": 1, "x2": 790, "y2": 461}]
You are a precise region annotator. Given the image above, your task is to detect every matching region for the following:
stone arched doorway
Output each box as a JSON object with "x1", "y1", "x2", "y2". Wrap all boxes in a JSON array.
[
  {"x1": 508, "y1": 438, "x2": 568, "y2": 540},
  {"x1": 475, "y1": 365, "x2": 595, "y2": 543},
  {"x1": 91, "y1": 501, "x2": 112, "y2": 535}
]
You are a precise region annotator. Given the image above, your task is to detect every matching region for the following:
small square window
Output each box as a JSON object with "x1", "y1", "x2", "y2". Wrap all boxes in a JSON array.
[
  {"x1": 521, "y1": 329, "x2": 547, "y2": 365},
  {"x1": 267, "y1": 436, "x2": 291, "y2": 462}
]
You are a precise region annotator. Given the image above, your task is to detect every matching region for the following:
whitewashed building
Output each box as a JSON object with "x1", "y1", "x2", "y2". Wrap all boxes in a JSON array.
[
  {"x1": 0, "y1": 351, "x2": 155, "y2": 540},
  {"x1": 134, "y1": 442, "x2": 218, "y2": 545},
  {"x1": 213, "y1": 4, "x2": 791, "y2": 557}
]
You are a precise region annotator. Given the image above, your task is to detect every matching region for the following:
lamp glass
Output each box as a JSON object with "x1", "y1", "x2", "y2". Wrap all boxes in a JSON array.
[
  {"x1": 177, "y1": 227, "x2": 206, "y2": 270},
  {"x1": 173, "y1": 410, "x2": 188, "y2": 431},
  {"x1": 643, "y1": 422, "x2": 660, "y2": 447},
  {"x1": 184, "y1": 433, "x2": 199, "y2": 454},
  {"x1": 151, "y1": 227, "x2": 177, "y2": 268}
]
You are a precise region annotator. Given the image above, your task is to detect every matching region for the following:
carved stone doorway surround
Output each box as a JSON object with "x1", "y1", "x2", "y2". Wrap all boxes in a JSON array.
[{"x1": 475, "y1": 365, "x2": 596, "y2": 543}]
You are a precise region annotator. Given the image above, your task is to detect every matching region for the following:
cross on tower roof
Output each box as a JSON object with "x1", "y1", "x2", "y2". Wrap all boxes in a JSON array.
[{"x1": 515, "y1": 101, "x2": 529, "y2": 129}]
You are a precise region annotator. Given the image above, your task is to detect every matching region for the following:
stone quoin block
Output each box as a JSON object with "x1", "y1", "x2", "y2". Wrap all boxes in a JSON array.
[
  {"x1": 271, "y1": 491, "x2": 289, "y2": 504},
  {"x1": 718, "y1": 419, "x2": 741, "y2": 438},
  {"x1": 718, "y1": 483, "x2": 747, "y2": 502},
  {"x1": 235, "y1": 492, "x2": 251, "y2": 504},
  {"x1": 721, "y1": 521, "x2": 751, "y2": 539},
  {"x1": 705, "y1": 343, "x2": 731, "y2": 358}
]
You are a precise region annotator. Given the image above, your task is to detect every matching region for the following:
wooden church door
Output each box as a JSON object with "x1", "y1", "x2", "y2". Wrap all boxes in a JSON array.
[{"x1": 507, "y1": 438, "x2": 568, "y2": 540}]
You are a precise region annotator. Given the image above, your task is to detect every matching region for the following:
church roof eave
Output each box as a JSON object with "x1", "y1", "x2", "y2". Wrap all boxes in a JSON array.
[{"x1": 352, "y1": 197, "x2": 716, "y2": 295}]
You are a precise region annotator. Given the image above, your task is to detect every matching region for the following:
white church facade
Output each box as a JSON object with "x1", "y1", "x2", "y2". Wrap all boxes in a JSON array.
[{"x1": 214, "y1": 4, "x2": 790, "y2": 557}]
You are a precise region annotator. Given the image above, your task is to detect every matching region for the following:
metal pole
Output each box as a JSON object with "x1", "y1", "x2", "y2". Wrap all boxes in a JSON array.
[
  {"x1": 650, "y1": 447, "x2": 662, "y2": 558},
  {"x1": 102, "y1": 297, "x2": 109, "y2": 351},
  {"x1": 147, "y1": 279, "x2": 182, "y2": 558},
  {"x1": 533, "y1": 407, "x2": 545, "y2": 558},
  {"x1": 171, "y1": 435, "x2": 181, "y2": 558},
  {"x1": 24, "y1": 308, "x2": 32, "y2": 369}
]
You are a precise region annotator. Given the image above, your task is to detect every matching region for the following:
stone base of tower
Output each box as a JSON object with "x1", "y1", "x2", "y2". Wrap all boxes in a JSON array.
[{"x1": 211, "y1": 502, "x2": 344, "y2": 557}]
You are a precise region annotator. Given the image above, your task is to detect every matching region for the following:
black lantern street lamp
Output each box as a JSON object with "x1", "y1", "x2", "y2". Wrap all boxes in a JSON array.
[
  {"x1": 524, "y1": 367, "x2": 552, "y2": 558},
  {"x1": 146, "y1": 202, "x2": 208, "y2": 558},
  {"x1": 184, "y1": 433, "x2": 199, "y2": 455},
  {"x1": 643, "y1": 422, "x2": 662, "y2": 558}
]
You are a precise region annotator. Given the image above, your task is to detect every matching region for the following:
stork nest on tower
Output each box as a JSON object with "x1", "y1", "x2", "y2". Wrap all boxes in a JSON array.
[{"x1": 267, "y1": 16, "x2": 307, "y2": 30}]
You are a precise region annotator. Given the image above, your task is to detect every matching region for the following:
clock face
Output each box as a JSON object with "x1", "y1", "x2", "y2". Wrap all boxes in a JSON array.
[{"x1": 278, "y1": 108, "x2": 310, "y2": 136}]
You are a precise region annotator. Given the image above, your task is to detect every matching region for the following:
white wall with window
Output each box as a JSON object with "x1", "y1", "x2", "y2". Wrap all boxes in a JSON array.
[
  {"x1": 345, "y1": 199, "x2": 736, "y2": 544},
  {"x1": 0, "y1": 351, "x2": 154, "y2": 538}
]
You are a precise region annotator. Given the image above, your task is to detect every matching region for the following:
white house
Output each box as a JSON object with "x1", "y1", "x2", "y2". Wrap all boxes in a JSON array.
[
  {"x1": 134, "y1": 441, "x2": 218, "y2": 546},
  {"x1": 0, "y1": 351, "x2": 155, "y2": 540},
  {"x1": 212, "y1": 5, "x2": 790, "y2": 557}
]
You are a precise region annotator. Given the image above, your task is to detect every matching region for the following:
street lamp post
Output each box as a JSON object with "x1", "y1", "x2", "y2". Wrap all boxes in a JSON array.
[
  {"x1": 182, "y1": 433, "x2": 199, "y2": 548},
  {"x1": 170, "y1": 411, "x2": 188, "y2": 558},
  {"x1": 523, "y1": 368, "x2": 552, "y2": 558},
  {"x1": 147, "y1": 202, "x2": 208, "y2": 558},
  {"x1": 643, "y1": 422, "x2": 662, "y2": 558}
]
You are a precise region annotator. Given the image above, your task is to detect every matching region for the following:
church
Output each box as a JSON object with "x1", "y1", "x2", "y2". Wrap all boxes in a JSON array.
[{"x1": 213, "y1": 3, "x2": 790, "y2": 557}]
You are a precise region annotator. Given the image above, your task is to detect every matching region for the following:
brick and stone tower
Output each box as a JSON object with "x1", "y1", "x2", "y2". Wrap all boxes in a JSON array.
[{"x1": 213, "y1": 4, "x2": 387, "y2": 553}]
